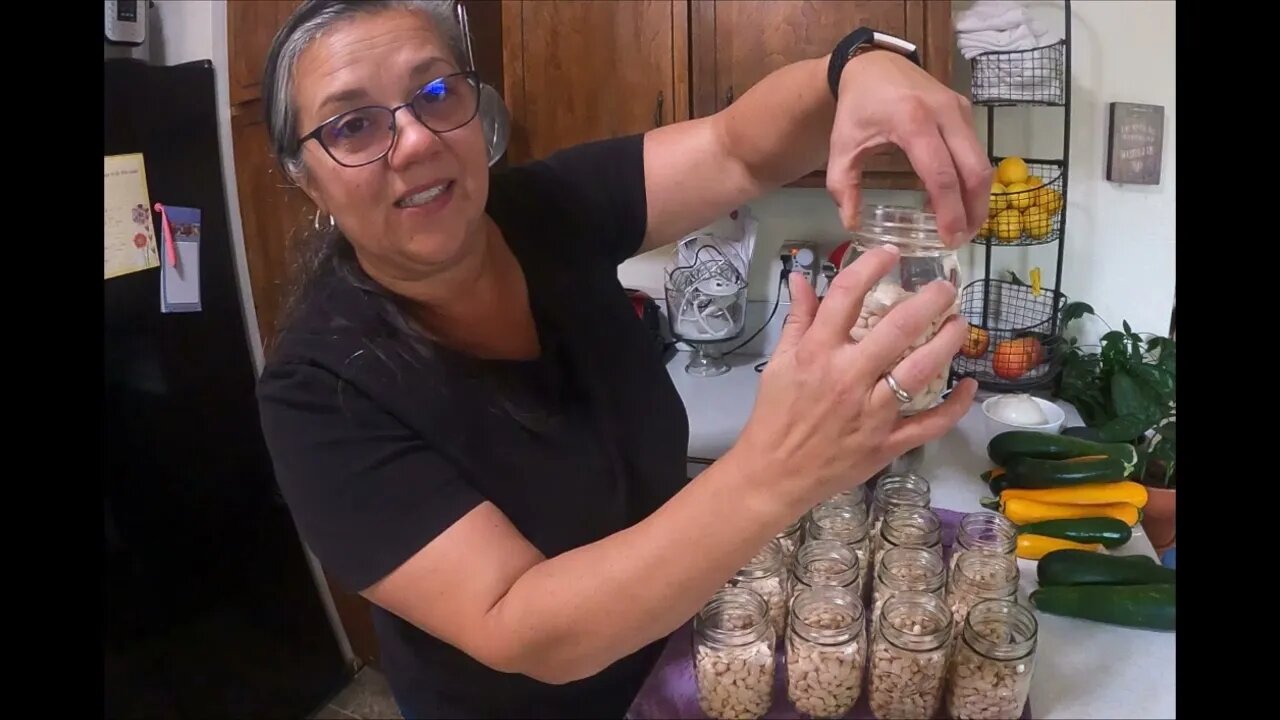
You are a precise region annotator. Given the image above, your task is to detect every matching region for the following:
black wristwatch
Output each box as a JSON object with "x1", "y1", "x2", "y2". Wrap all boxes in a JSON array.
[{"x1": 827, "y1": 27, "x2": 921, "y2": 99}]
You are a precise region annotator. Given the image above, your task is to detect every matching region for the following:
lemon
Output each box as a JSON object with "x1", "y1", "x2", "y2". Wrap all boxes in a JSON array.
[
  {"x1": 997, "y1": 157, "x2": 1029, "y2": 186},
  {"x1": 1026, "y1": 175, "x2": 1043, "y2": 188},
  {"x1": 979, "y1": 217, "x2": 992, "y2": 239},
  {"x1": 995, "y1": 209, "x2": 1023, "y2": 243},
  {"x1": 1005, "y1": 182, "x2": 1035, "y2": 210},
  {"x1": 989, "y1": 182, "x2": 1009, "y2": 216},
  {"x1": 1022, "y1": 206, "x2": 1052, "y2": 239},
  {"x1": 1038, "y1": 188, "x2": 1063, "y2": 214}
]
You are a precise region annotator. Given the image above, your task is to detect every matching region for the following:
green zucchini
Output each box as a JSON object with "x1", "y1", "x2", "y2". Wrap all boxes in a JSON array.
[
  {"x1": 1001, "y1": 454, "x2": 1129, "y2": 490},
  {"x1": 986, "y1": 430, "x2": 1138, "y2": 473},
  {"x1": 1015, "y1": 518, "x2": 1133, "y2": 549},
  {"x1": 1037, "y1": 549, "x2": 1175, "y2": 587},
  {"x1": 1031, "y1": 584, "x2": 1175, "y2": 631},
  {"x1": 1061, "y1": 426, "x2": 1105, "y2": 442}
]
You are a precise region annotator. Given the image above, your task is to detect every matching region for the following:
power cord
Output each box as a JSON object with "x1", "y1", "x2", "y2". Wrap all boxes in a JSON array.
[{"x1": 724, "y1": 260, "x2": 790, "y2": 360}]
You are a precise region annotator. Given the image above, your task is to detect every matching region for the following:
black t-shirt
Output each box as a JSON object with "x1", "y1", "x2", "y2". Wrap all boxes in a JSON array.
[{"x1": 256, "y1": 134, "x2": 691, "y2": 719}]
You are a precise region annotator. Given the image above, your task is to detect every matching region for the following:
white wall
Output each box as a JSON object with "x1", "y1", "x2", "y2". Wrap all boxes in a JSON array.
[{"x1": 621, "y1": 0, "x2": 1176, "y2": 339}]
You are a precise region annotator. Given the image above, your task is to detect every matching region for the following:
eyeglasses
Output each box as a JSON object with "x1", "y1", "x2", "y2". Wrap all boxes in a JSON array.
[{"x1": 299, "y1": 71, "x2": 481, "y2": 168}]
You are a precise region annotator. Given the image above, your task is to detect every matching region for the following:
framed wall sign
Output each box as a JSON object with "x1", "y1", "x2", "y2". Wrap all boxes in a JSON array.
[{"x1": 1106, "y1": 102, "x2": 1165, "y2": 185}]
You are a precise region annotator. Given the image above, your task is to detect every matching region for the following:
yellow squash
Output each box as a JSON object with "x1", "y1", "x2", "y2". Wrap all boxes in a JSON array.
[
  {"x1": 1016, "y1": 533, "x2": 1104, "y2": 560},
  {"x1": 1000, "y1": 481, "x2": 1149, "y2": 509},
  {"x1": 1001, "y1": 497, "x2": 1141, "y2": 527}
]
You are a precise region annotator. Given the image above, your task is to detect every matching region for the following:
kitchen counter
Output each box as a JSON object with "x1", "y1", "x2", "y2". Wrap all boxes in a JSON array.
[{"x1": 665, "y1": 350, "x2": 1176, "y2": 720}]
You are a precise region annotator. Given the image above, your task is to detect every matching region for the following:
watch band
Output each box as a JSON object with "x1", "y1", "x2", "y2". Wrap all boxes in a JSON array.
[{"x1": 827, "y1": 27, "x2": 922, "y2": 99}]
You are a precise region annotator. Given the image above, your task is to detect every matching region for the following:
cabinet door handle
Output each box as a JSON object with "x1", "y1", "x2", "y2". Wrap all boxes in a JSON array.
[
  {"x1": 654, "y1": 90, "x2": 664, "y2": 127},
  {"x1": 724, "y1": 85, "x2": 734, "y2": 108}
]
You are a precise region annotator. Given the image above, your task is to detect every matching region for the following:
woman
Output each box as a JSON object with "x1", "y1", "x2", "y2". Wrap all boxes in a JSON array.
[{"x1": 256, "y1": 1, "x2": 988, "y2": 717}]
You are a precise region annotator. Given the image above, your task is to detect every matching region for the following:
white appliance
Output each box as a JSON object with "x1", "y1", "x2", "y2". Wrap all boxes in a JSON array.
[{"x1": 105, "y1": 1, "x2": 148, "y2": 46}]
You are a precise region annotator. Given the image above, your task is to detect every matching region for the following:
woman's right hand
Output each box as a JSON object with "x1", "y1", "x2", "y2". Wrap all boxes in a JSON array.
[{"x1": 735, "y1": 245, "x2": 978, "y2": 510}]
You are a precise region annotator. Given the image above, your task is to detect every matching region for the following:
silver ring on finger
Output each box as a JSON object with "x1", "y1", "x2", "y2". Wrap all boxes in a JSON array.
[{"x1": 883, "y1": 371, "x2": 913, "y2": 405}]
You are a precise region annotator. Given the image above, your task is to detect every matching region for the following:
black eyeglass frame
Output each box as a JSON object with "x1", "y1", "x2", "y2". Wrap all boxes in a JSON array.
[{"x1": 297, "y1": 70, "x2": 482, "y2": 168}]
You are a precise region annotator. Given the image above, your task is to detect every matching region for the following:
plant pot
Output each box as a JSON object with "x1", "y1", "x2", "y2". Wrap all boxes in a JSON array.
[{"x1": 1141, "y1": 461, "x2": 1176, "y2": 554}]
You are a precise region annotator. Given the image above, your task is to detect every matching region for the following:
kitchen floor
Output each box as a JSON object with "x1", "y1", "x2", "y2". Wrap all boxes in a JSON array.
[{"x1": 312, "y1": 668, "x2": 402, "y2": 719}]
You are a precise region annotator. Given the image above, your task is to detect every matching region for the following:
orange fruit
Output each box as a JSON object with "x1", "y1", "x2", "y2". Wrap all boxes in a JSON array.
[{"x1": 962, "y1": 325, "x2": 991, "y2": 358}]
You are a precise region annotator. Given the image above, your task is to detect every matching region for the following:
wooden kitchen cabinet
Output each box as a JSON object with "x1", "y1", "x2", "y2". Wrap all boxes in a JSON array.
[
  {"x1": 501, "y1": 0, "x2": 690, "y2": 163},
  {"x1": 696, "y1": 0, "x2": 950, "y2": 185},
  {"x1": 501, "y1": 0, "x2": 952, "y2": 186},
  {"x1": 227, "y1": 0, "x2": 303, "y2": 106}
]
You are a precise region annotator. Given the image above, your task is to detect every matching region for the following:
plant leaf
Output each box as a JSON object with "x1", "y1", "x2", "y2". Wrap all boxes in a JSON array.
[
  {"x1": 1096, "y1": 414, "x2": 1152, "y2": 443},
  {"x1": 1111, "y1": 371, "x2": 1157, "y2": 423},
  {"x1": 1130, "y1": 364, "x2": 1176, "y2": 410},
  {"x1": 1060, "y1": 301, "x2": 1095, "y2": 326},
  {"x1": 1123, "y1": 320, "x2": 1132, "y2": 334}
]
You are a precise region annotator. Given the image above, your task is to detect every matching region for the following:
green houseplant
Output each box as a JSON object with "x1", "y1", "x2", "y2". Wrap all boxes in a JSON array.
[{"x1": 1055, "y1": 302, "x2": 1176, "y2": 550}]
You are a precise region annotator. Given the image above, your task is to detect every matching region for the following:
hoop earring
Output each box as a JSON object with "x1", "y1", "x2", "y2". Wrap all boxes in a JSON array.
[{"x1": 314, "y1": 212, "x2": 334, "y2": 232}]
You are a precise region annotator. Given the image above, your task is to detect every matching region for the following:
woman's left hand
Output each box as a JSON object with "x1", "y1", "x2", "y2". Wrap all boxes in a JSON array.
[{"x1": 826, "y1": 50, "x2": 992, "y2": 248}]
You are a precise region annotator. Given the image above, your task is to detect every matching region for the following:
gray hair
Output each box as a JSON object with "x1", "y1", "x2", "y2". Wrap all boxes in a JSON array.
[{"x1": 262, "y1": 0, "x2": 468, "y2": 180}]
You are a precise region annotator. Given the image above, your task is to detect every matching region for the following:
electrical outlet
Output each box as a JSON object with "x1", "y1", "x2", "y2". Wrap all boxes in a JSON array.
[{"x1": 780, "y1": 241, "x2": 819, "y2": 300}]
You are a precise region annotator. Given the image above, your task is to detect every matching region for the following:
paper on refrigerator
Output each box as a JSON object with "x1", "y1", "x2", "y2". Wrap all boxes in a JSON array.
[{"x1": 104, "y1": 153, "x2": 160, "y2": 279}]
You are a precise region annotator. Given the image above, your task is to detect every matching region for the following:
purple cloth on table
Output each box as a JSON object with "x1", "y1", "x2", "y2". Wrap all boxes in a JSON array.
[{"x1": 625, "y1": 507, "x2": 1034, "y2": 720}]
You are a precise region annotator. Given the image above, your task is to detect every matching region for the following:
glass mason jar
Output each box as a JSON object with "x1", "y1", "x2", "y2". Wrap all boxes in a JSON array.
[
  {"x1": 786, "y1": 586, "x2": 867, "y2": 719},
  {"x1": 946, "y1": 550, "x2": 1020, "y2": 630},
  {"x1": 804, "y1": 504, "x2": 872, "y2": 601},
  {"x1": 950, "y1": 511, "x2": 1018, "y2": 574},
  {"x1": 872, "y1": 506, "x2": 943, "y2": 577},
  {"x1": 869, "y1": 590, "x2": 954, "y2": 720},
  {"x1": 693, "y1": 587, "x2": 777, "y2": 720},
  {"x1": 946, "y1": 599, "x2": 1039, "y2": 720},
  {"x1": 869, "y1": 473, "x2": 931, "y2": 545},
  {"x1": 788, "y1": 539, "x2": 861, "y2": 608},
  {"x1": 823, "y1": 485, "x2": 867, "y2": 512},
  {"x1": 728, "y1": 539, "x2": 787, "y2": 640},
  {"x1": 775, "y1": 516, "x2": 804, "y2": 565},
  {"x1": 871, "y1": 546, "x2": 947, "y2": 638},
  {"x1": 844, "y1": 205, "x2": 963, "y2": 416}
]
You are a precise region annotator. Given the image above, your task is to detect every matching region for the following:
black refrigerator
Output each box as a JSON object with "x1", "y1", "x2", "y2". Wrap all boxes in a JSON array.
[{"x1": 104, "y1": 58, "x2": 348, "y2": 718}]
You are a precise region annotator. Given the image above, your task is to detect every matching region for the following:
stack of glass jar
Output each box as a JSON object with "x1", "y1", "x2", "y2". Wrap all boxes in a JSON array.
[
  {"x1": 804, "y1": 503, "x2": 872, "y2": 601},
  {"x1": 690, "y1": 463, "x2": 1042, "y2": 720}
]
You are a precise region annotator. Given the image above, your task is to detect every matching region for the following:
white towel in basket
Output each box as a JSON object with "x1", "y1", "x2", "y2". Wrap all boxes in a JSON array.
[
  {"x1": 956, "y1": 0, "x2": 1063, "y2": 101},
  {"x1": 956, "y1": 0, "x2": 1061, "y2": 59}
]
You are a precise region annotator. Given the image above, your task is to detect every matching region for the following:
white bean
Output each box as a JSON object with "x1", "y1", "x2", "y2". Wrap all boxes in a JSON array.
[
  {"x1": 695, "y1": 641, "x2": 775, "y2": 720},
  {"x1": 786, "y1": 608, "x2": 865, "y2": 718},
  {"x1": 945, "y1": 620, "x2": 1034, "y2": 719},
  {"x1": 868, "y1": 610, "x2": 950, "y2": 719}
]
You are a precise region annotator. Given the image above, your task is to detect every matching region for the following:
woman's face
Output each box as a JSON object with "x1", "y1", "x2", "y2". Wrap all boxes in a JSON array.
[{"x1": 292, "y1": 9, "x2": 489, "y2": 279}]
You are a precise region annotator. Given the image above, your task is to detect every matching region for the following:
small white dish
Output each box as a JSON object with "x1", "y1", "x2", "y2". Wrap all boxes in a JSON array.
[{"x1": 982, "y1": 394, "x2": 1066, "y2": 436}]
